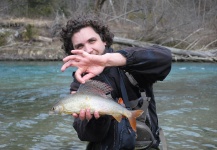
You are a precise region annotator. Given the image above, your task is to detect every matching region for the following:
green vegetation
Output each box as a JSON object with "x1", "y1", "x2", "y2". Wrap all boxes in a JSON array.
[
  {"x1": 6, "y1": 0, "x2": 66, "y2": 18},
  {"x1": 0, "y1": 31, "x2": 10, "y2": 46},
  {"x1": 22, "y1": 24, "x2": 38, "y2": 41}
]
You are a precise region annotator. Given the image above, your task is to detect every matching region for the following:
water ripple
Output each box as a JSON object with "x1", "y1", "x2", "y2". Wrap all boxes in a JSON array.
[
  {"x1": 202, "y1": 144, "x2": 217, "y2": 149},
  {"x1": 16, "y1": 120, "x2": 38, "y2": 128},
  {"x1": 203, "y1": 127, "x2": 217, "y2": 133},
  {"x1": 1, "y1": 62, "x2": 216, "y2": 150},
  {"x1": 34, "y1": 113, "x2": 49, "y2": 120},
  {"x1": 181, "y1": 130, "x2": 202, "y2": 137}
]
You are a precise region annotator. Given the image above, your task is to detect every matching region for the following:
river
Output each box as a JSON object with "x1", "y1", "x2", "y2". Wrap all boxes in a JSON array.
[{"x1": 0, "y1": 61, "x2": 216, "y2": 150}]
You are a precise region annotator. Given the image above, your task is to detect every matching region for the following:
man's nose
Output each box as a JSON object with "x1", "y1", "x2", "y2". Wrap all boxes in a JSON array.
[{"x1": 84, "y1": 45, "x2": 93, "y2": 54}]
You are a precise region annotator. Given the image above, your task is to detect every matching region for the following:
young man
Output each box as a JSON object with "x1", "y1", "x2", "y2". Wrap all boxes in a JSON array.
[{"x1": 60, "y1": 14, "x2": 172, "y2": 150}]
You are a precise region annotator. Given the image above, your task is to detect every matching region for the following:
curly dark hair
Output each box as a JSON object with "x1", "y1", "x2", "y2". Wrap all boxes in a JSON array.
[{"x1": 60, "y1": 14, "x2": 114, "y2": 55}]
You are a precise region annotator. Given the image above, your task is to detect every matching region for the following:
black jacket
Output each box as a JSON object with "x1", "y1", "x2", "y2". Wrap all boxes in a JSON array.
[{"x1": 70, "y1": 45, "x2": 172, "y2": 150}]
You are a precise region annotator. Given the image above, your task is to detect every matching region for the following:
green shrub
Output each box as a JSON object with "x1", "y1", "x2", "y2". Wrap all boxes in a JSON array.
[
  {"x1": 0, "y1": 32, "x2": 10, "y2": 46},
  {"x1": 22, "y1": 24, "x2": 38, "y2": 41}
]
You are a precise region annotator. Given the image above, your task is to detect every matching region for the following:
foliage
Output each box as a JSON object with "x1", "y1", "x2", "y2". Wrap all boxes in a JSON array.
[
  {"x1": 3, "y1": 0, "x2": 68, "y2": 18},
  {"x1": 27, "y1": 0, "x2": 54, "y2": 17},
  {"x1": 22, "y1": 24, "x2": 38, "y2": 41},
  {"x1": 0, "y1": 31, "x2": 10, "y2": 46}
]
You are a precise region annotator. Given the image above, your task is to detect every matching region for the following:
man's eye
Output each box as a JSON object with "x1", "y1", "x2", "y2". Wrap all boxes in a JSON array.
[
  {"x1": 89, "y1": 39, "x2": 96, "y2": 44},
  {"x1": 76, "y1": 45, "x2": 83, "y2": 49}
]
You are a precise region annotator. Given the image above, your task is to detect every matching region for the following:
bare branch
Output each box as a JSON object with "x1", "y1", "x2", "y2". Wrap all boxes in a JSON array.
[{"x1": 108, "y1": 9, "x2": 142, "y2": 22}]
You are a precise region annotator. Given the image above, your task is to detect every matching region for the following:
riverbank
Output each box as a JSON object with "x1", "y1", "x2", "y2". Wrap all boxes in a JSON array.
[
  {"x1": 0, "y1": 40, "x2": 66, "y2": 61},
  {"x1": 1, "y1": 39, "x2": 216, "y2": 62},
  {"x1": 0, "y1": 18, "x2": 216, "y2": 62},
  {"x1": 1, "y1": 36, "x2": 216, "y2": 62}
]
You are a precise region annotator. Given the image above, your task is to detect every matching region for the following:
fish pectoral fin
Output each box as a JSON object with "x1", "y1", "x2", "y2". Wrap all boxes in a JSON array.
[
  {"x1": 112, "y1": 114, "x2": 122, "y2": 122},
  {"x1": 63, "y1": 108, "x2": 73, "y2": 115},
  {"x1": 64, "y1": 111, "x2": 73, "y2": 115},
  {"x1": 118, "y1": 98, "x2": 124, "y2": 105},
  {"x1": 61, "y1": 104, "x2": 73, "y2": 115}
]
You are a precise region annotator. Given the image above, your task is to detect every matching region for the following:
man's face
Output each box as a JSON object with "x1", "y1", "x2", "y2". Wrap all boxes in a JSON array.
[{"x1": 71, "y1": 26, "x2": 106, "y2": 55}]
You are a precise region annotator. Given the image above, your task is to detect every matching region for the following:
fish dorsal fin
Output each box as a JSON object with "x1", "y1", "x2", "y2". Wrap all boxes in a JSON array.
[{"x1": 77, "y1": 80, "x2": 113, "y2": 97}]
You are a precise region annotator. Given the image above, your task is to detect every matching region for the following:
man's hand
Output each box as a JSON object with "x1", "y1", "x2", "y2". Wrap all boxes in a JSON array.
[
  {"x1": 61, "y1": 50, "x2": 106, "y2": 83},
  {"x1": 61, "y1": 50, "x2": 126, "y2": 83},
  {"x1": 72, "y1": 109, "x2": 100, "y2": 121}
]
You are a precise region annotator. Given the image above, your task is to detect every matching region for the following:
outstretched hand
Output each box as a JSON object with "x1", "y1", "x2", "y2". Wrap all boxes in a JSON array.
[
  {"x1": 61, "y1": 50, "x2": 126, "y2": 83},
  {"x1": 61, "y1": 50, "x2": 106, "y2": 83}
]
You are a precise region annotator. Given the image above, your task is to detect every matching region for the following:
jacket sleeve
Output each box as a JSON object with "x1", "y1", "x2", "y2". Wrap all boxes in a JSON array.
[
  {"x1": 73, "y1": 115, "x2": 112, "y2": 142},
  {"x1": 117, "y1": 45, "x2": 172, "y2": 85}
]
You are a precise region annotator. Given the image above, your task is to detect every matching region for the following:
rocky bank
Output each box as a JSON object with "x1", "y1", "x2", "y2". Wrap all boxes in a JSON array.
[{"x1": 0, "y1": 41, "x2": 66, "y2": 61}]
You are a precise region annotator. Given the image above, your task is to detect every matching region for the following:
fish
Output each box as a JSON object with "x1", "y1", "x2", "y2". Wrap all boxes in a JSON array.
[{"x1": 49, "y1": 80, "x2": 144, "y2": 131}]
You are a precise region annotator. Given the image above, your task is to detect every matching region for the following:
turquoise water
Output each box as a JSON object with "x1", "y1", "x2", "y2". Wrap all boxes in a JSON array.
[{"x1": 0, "y1": 61, "x2": 216, "y2": 150}]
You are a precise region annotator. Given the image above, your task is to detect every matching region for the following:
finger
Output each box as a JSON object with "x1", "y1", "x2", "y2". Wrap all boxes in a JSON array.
[
  {"x1": 82, "y1": 73, "x2": 96, "y2": 82},
  {"x1": 75, "y1": 69, "x2": 86, "y2": 84},
  {"x1": 86, "y1": 108, "x2": 93, "y2": 120},
  {"x1": 79, "y1": 109, "x2": 86, "y2": 120},
  {"x1": 70, "y1": 91, "x2": 76, "y2": 94},
  {"x1": 72, "y1": 113, "x2": 78, "y2": 118},
  {"x1": 71, "y1": 50, "x2": 86, "y2": 56},
  {"x1": 62, "y1": 55, "x2": 77, "y2": 62},
  {"x1": 61, "y1": 59, "x2": 78, "y2": 72},
  {"x1": 61, "y1": 61, "x2": 72, "y2": 72},
  {"x1": 61, "y1": 59, "x2": 80, "y2": 72},
  {"x1": 94, "y1": 111, "x2": 100, "y2": 119}
]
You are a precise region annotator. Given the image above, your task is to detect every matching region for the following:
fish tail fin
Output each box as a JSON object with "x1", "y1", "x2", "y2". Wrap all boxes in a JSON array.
[{"x1": 128, "y1": 110, "x2": 144, "y2": 132}]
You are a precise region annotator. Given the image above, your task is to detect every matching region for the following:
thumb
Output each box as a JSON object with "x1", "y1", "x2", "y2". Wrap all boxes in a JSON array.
[
  {"x1": 75, "y1": 69, "x2": 85, "y2": 84},
  {"x1": 82, "y1": 73, "x2": 96, "y2": 82}
]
